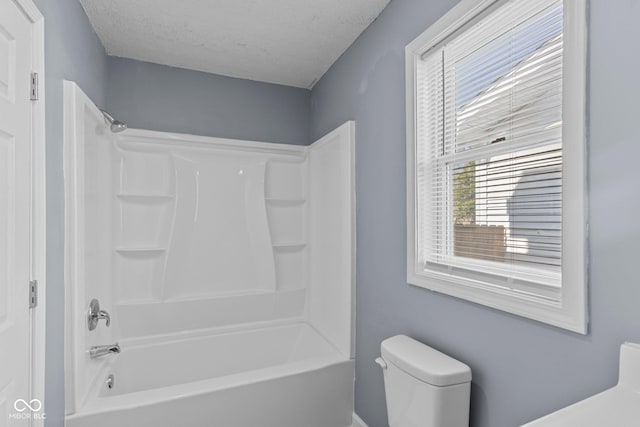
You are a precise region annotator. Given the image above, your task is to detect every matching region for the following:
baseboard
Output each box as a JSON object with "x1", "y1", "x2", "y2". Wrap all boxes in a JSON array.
[{"x1": 352, "y1": 412, "x2": 369, "y2": 427}]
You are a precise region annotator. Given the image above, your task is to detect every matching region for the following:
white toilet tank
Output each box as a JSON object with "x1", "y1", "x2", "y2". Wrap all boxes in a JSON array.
[{"x1": 377, "y1": 335, "x2": 472, "y2": 427}]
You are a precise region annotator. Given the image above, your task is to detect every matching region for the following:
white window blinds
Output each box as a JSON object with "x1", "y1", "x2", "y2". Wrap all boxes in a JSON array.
[{"x1": 416, "y1": 0, "x2": 564, "y2": 289}]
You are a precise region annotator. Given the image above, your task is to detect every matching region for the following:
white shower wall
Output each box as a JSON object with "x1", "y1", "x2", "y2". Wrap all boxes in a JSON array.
[
  {"x1": 64, "y1": 82, "x2": 355, "y2": 414},
  {"x1": 112, "y1": 133, "x2": 311, "y2": 337}
]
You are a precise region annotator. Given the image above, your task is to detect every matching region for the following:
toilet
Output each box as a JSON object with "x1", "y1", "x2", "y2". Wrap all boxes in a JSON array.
[{"x1": 376, "y1": 335, "x2": 472, "y2": 427}]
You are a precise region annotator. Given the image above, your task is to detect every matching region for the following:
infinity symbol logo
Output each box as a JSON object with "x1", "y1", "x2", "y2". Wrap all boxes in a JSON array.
[{"x1": 14, "y1": 399, "x2": 42, "y2": 412}]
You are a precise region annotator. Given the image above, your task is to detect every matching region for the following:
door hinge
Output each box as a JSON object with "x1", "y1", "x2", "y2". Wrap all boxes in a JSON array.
[
  {"x1": 29, "y1": 280, "x2": 38, "y2": 308},
  {"x1": 30, "y1": 72, "x2": 38, "y2": 101}
]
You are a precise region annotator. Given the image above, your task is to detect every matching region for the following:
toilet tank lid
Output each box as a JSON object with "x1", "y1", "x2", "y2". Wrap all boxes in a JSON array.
[{"x1": 381, "y1": 335, "x2": 471, "y2": 386}]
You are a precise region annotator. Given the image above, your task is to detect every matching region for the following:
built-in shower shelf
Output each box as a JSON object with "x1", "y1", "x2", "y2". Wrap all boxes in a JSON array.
[
  {"x1": 265, "y1": 198, "x2": 306, "y2": 206},
  {"x1": 115, "y1": 247, "x2": 167, "y2": 256},
  {"x1": 116, "y1": 193, "x2": 175, "y2": 202},
  {"x1": 272, "y1": 242, "x2": 307, "y2": 249}
]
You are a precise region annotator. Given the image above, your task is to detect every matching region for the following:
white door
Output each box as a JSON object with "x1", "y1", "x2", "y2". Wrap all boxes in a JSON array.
[{"x1": 0, "y1": 0, "x2": 35, "y2": 425}]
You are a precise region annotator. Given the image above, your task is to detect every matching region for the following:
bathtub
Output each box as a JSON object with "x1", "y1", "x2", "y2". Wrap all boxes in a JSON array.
[{"x1": 65, "y1": 322, "x2": 355, "y2": 427}]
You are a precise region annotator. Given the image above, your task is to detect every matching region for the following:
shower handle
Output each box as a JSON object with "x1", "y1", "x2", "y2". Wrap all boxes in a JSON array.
[{"x1": 87, "y1": 298, "x2": 111, "y2": 330}]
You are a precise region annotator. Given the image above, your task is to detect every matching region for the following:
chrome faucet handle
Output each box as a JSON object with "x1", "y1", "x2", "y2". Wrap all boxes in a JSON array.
[
  {"x1": 87, "y1": 299, "x2": 111, "y2": 330},
  {"x1": 98, "y1": 309, "x2": 111, "y2": 327}
]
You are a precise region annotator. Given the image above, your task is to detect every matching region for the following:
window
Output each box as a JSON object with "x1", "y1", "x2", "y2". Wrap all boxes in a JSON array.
[{"x1": 406, "y1": 0, "x2": 587, "y2": 333}]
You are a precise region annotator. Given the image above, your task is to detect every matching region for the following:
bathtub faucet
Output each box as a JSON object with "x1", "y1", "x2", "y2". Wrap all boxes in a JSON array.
[{"x1": 89, "y1": 343, "x2": 121, "y2": 359}]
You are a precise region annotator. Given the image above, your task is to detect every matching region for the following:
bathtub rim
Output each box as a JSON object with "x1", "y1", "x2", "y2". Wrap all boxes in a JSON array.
[{"x1": 71, "y1": 320, "x2": 350, "y2": 417}]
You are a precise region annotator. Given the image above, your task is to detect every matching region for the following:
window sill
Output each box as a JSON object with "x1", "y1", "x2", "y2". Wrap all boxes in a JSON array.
[{"x1": 407, "y1": 268, "x2": 587, "y2": 334}]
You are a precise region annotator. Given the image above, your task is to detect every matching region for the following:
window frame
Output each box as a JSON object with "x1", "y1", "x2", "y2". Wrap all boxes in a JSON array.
[{"x1": 406, "y1": 0, "x2": 588, "y2": 333}]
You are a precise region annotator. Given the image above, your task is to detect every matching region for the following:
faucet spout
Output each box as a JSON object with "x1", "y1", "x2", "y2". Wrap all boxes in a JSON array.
[{"x1": 89, "y1": 343, "x2": 121, "y2": 359}]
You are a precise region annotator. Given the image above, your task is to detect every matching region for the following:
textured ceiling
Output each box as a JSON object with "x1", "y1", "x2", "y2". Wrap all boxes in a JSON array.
[{"x1": 80, "y1": 0, "x2": 391, "y2": 89}]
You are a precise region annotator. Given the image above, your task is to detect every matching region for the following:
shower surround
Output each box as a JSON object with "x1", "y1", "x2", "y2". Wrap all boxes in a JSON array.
[{"x1": 63, "y1": 81, "x2": 355, "y2": 427}]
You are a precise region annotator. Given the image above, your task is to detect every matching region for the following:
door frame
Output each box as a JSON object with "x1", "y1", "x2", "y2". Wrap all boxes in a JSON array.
[{"x1": 12, "y1": 0, "x2": 46, "y2": 424}]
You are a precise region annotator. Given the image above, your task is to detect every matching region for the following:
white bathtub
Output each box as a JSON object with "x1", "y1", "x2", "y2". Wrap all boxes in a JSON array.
[{"x1": 66, "y1": 322, "x2": 354, "y2": 427}]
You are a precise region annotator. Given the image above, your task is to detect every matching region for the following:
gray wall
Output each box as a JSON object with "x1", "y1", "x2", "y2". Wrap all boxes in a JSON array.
[
  {"x1": 106, "y1": 57, "x2": 310, "y2": 145},
  {"x1": 31, "y1": 1, "x2": 108, "y2": 426},
  {"x1": 310, "y1": 0, "x2": 640, "y2": 426}
]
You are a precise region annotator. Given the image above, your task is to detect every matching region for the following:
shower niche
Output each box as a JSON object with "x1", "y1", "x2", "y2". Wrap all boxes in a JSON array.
[{"x1": 64, "y1": 82, "x2": 355, "y2": 413}]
